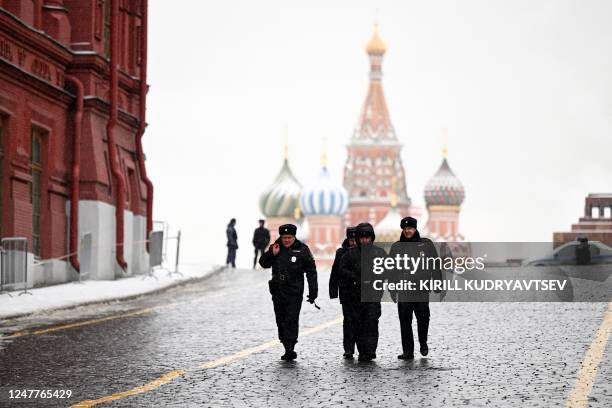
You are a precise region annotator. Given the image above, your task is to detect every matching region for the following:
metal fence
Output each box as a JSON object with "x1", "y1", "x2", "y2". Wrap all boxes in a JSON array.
[
  {"x1": 145, "y1": 226, "x2": 182, "y2": 279},
  {"x1": 0, "y1": 237, "x2": 31, "y2": 295}
]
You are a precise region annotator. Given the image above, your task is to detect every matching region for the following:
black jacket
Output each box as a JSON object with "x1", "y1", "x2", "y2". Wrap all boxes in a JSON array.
[
  {"x1": 329, "y1": 238, "x2": 354, "y2": 302},
  {"x1": 259, "y1": 238, "x2": 318, "y2": 301},
  {"x1": 252, "y1": 226, "x2": 270, "y2": 249},
  {"x1": 226, "y1": 224, "x2": 238, "y2": 249},
  {"x1": 388, "y1": 230, "x2": 442, "y2": 302},
  {"x1": 339, "y1": 242, "x2": 388, "y2": 303}
]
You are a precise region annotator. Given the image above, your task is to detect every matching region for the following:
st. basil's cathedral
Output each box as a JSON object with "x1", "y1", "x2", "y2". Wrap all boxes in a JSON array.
[{"x1": 259, "y1": 27, "x2": 466, "y2": 267}]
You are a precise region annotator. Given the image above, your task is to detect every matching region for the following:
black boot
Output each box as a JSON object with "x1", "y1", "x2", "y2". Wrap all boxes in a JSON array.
[
  {"x1": 358, "y1": 353, "x2": 376, "y2": 362},
  {"x1": 398, "y1": 353, "x2": 414, "y2": 360},
  {"x1": 281, "y1": 342, "x2": 297, "y2": 361},
  {"x1": 420, "y1": 343, "x2": 428, "y2": 357}
]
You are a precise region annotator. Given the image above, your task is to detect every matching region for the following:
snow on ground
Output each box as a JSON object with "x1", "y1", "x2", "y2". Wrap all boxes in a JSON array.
[{"x1": 0, "y1": 263, "x2": 221, "y2": 320}]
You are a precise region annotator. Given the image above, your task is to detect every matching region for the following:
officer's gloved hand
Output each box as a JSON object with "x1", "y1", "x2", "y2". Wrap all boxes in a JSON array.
[
  {"x1": 307, "y1": 293, "x2": 317, "y2": 304},
  {"x1": 329, "y1": 292, "x2": 338, "y2": 299}
]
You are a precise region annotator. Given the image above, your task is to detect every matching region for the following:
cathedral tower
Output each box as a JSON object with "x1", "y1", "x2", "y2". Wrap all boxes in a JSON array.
[{"x1": 343, "y1": 26, "x2": 412, "y2": 226}]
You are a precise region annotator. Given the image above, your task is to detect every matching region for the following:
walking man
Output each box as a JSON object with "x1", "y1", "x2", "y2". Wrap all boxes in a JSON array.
[
  {"x1": 339, "y1": 223, "x2": 387, "y2": 361},
  {"x1": 329, "y1": 227, "x2": 358, "y2": 358},
  {"x1": 252, "y1": 219, "x2": 270, "y2": 269},
  {"x1": 226, "y1": 218, "x2": 238, "y2": 268},
  {"x1": 389, "y1": 216, "x2": 442, "y2": 360},
  {"x1": 259, "y1": 224, "x2": 318, "y2": 361}
]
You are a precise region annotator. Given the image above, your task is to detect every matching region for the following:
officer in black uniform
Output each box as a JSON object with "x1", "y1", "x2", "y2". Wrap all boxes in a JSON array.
[
  {"x1": 339, "y1": 222, "x2": 387, "y2": 361},
  {"x1": 389, "y1": 216, "x2": 442, "y2": 360},
  {"x1": 329, "y1": 226, "x2": 358, "y2": 358},
  {"x1": 259, "y1": 224, "x2": 318, "y2": 361}
]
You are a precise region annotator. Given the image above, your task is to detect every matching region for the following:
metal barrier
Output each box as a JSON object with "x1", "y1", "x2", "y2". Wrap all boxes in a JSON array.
[
  {"x1": 0, "y1": 224, "x2": 183, "y2": 290},
  {"x1": 144, "y1": 228, "x2": 182, "y2": 279},
  {"x1": 0, "y1": 237, "x2": 31, "y2": 296},
  {"x1": 153, "y1": 220, "x2": 169, "y2": 263}
]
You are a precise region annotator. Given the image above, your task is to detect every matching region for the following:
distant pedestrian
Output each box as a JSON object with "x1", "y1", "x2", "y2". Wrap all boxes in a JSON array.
[
  {"x1": 575, "y1": 236, "x2": 591, "y2": 265},
  {"x1": 329, "y1": 226, "x2": 359, "y2": 358},
  {"x1": 252, "y1": 219, "x2": 270, "y2": 269},
  {"x1": 389, "y1": 216, "x2": 442, "y2": 360},
  {"x1": 226, "y1": 218, "x2": 238, "y2": 268},
  {"x1": 259, "y1": 224, "x2": 318, "y2": 361}
]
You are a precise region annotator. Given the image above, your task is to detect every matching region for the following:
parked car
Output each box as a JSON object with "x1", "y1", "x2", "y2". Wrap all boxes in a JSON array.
[{"x1": 522, "y1": 241, "x2": 612, "y2": 266}]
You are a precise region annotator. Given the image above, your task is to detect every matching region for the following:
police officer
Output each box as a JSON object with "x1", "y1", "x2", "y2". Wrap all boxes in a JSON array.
[
  {"x1": 329, "y1": 226, "x2": 358, "y2": 358},
  {"x1": 259, "y1": 224, "x2": 318, "y2": 361},
  {"x1": 339, "y1": 222, "x2": 387, "y2": 361},
  {"x1": 389, "y1": 216, "x2": 442, "y2": 360},
  {"x1": 252, "y1": 219, "x2": 270, "y2": 269}
]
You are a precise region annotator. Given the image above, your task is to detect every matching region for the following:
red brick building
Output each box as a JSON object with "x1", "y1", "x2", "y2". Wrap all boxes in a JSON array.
[
  {"x1": 0, "y1": 0, "x2": 153, "y2": 285},
  {"x1": 342, "y1": 27, "x2": 413, "y2": 226},
  {"x1": 554, "y1": 194, "x2": 612, "y2": 248}
]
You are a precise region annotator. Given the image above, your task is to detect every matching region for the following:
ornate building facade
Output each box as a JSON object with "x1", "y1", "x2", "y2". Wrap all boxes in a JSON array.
[
  {"x1": 342, "y1": 27, "x2": 412, "y2": 226},
  {"x1": 259, "y1": 149, "x2": 302, "y2": 240},
  {"x1": 299, "y1": 155, "x2": 348, "y2": 266},
  {"x1": 0, "y1": 1, "x2": 153, "y2": 286},
  {"x1": 423, "y1": 149, "x2": 465, "y2": 241},
  {"x1": 259, "y1": 27, "x2": 467, "y2": 266}
]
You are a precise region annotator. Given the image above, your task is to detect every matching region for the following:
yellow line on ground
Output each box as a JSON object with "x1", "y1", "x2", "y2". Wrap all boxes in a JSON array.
[
  {"x1": 71, "y1": 369, "x2": 187, "y2": 408},
  {"x1": 2, "y1": 307, "x2": 161, "y2": 339},
  {"x1": 71, "y1": 316, "x2": 343, "y2": 407},
  {"x1": 566, "y1": 302, "x2": 612, "y2": 408}
]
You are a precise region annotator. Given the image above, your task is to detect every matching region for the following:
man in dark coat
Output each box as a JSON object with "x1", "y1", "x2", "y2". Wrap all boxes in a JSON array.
[
  {"x1": 226, "y1": 218, "x2": 238, "y2": 268},
  {"x1": 252, "y1": 219, "x2": 271, "y2": 269},
  {"x1": 329, "y1": 226, "x2": 358, "y2": 358},
  {"x1": 575, "y1": 236, "x2": 591, "y2": 265},
  {"x1": 339, "y1": 222, "x2": 387, "y2": 361},
  {"x1": 389, "y1": 216, "x2": 442, "y2": 360},
  {"x1": 259, "y1": 224, "x2": 318, "y2": 361}
]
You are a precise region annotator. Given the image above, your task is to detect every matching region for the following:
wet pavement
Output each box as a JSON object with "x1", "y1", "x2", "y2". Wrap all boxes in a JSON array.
[{"x1": 0, "y1": 267, "x2": 610, "y2": 407}]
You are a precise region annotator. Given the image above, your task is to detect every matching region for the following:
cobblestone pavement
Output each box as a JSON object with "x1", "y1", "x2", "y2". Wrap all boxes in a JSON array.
[{"x1": 0, "y1": 267, "x2": 609, "y2": 407}]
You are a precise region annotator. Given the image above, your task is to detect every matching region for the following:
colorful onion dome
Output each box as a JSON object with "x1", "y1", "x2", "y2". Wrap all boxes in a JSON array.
[
  {"x1": 259, "y1": 158, "x2": 302, "y2": 217},
  {"x1": 366, "y1": 26, "x2": 386, "y2": 55},
  {"x1": 300, "y1": 166, "x2": 348, "y2": 216},
  {"x1": 424, "y1": 155, "x2": 465, "y2": 207}
]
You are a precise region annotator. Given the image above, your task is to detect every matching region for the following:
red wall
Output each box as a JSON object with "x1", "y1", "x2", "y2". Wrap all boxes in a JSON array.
[{"x1": 0, "y1": 1, "x2": 149, "y2": 259}]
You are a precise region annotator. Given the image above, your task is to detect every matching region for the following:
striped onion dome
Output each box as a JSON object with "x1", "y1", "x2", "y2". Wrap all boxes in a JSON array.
[
  {"x1": 375, "y1": 206, "x2": 403, "y2": 242},
  {"x1": 300, "y1": 166, "x2": 348, "y2": 216},
  {"x1": 259, "y1": 159, "x2": 302, "y2": 217},
  {"x1": 424, "y1": 157, "x2": 465, "y2": 207}
]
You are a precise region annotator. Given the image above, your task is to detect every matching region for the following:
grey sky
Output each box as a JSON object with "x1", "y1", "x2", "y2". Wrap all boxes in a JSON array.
[{"x1": 145, "y1": 0, "x2": 612, "y2": 265}]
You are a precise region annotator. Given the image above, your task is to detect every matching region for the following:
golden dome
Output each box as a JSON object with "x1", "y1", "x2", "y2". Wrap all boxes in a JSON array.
[{"x1": 366, "y1": 26, "x2": 386, "y2": 55}]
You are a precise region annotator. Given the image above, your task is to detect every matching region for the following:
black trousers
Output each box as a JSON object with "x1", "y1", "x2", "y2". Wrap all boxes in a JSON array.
[
  {"x1": 226, "y1": 247, "x2": 236, "y2": 267},
  {"x1": 272, "y1": 299, "x2": 302, "y2": 346},
  {"x1": 341, "y1": 302, "x2": 358, "y2": 354},
  {"x1": 398, "y1": 302, "x2": 430, "y2": 354},
  {"x1": 343, "y1": 302, "x2": 381, "y2": 356},
  {"x1": 253, "y1": 247, "x2": 265, "y2": 268}
]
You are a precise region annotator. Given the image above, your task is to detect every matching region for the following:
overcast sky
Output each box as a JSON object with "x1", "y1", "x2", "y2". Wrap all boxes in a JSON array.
[{"x1": 145, "y1": 0, "x2": 612, "y2": 266}]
